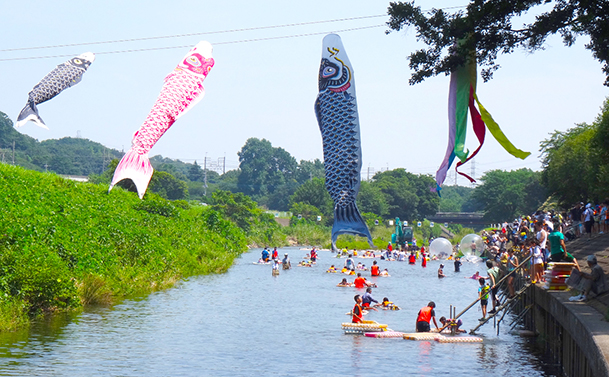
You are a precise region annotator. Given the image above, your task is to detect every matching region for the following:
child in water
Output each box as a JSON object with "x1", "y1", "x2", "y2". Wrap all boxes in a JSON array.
[
  {"x1": 379, "y1": 269, "x2": 390, "y2": 277},
  {"x1": 381, "y1": 297, "x2": 400, "y2": 310},
  {"x1": 337, "y1": 278, "x2": 352, "y2": 287},
  {"x1": 438, "y1": 316, "x2": 466, "y2": 333}
]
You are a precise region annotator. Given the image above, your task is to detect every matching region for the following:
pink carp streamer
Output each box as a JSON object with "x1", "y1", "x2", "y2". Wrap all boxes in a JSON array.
[
  {"x1": 109, "y1": 41, "x2": 214, "y2": 198},
  {"x1": 434, "y1": 57, "x2": 530, "y2": 194}
]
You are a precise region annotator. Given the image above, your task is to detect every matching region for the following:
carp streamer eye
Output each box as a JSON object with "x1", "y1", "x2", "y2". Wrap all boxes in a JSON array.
[
  {"x1": 323, "y1": 66, "x2": 336, "y2": 78},
  {"x1": 74, "y1": 59, "x2": 82, "y2": 64},
  {"x1": 187, "y1": 56, "x2": 201, "y2": 66}
]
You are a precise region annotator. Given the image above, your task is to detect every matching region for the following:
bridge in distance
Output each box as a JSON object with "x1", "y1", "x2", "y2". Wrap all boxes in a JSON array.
[{"x1": 428, "y1": 212, "x2": 485, "y2": 225}]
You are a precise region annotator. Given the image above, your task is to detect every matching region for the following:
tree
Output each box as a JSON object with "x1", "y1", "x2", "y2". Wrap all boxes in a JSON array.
[
  {"x1": 438, "y1": 185, "x2": 474, "y2": 212},
  {"x1": 188, "y1": 161, "x2": 204, "y2": 182},
  {"x1": 387, "y1": 1, "x2": 609, "y2": 85},
  {"x1": 148, "y1": 170, "x2": 189, "y2": 200},
  {"x1": 295, "y1": 159, "x2": 325, "y2": 184},
  {"x1": 370, "y1": 169, "x2": 440, "y2": 220},
  {"x1": 210, "y1": 190, "x2": 263, "y2": 231},
  {"x1": 357, "y1": 181, "x2": 389, "y2": 217},
  {"x1": 218, "y1": 169, "x2": 240, "y2": 193},
  {"x1": 289, "y1": 177, "x2": 333, "y2": 218},
  {"x1": 236, "y1": 138, "x2": 298, "y2": 204},
  {"x1": 289, "y1": 202, "x2": 323, "y2": 223},
  {"x1": 540, "y1": 98, "x2": 609, "y2": 205},
  {"x1": 471, "y1": 168, "x2": 546, "y2": 222}
]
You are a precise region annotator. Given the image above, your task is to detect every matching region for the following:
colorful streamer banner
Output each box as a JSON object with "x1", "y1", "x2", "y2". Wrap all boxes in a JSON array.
[{"x1": 434, "y1": 55, "x2": 530, "y2": 192}]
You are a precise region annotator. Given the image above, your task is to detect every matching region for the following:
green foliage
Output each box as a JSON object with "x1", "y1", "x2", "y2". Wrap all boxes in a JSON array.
[
  {"x1": 387, "y1": 1, "x2": 609, "y2": 86},
  {"x1": 541, "y1": 99, "x2": 609, "y2": 205},
  {"x1": 0, "y1": 164, "x2": 253, "y2": 328},
  {"x1": 472, "y1": 168, "x2": 546, "y2": 222},
  {"x1": 289, "y1": 202, "x2": 323, "y2": 224},
  {"x1": 439, "y1": 185, "x2": 477, "y2": 212},
  {"x1": 0, "y1": 298, "x2": 28, "y2": 332},
  {"x1": 290, "y1": 178, "x2": 333, "y2": 220},
  {"x1": 235, "y1": 138, "x2": 326, "y2": 210},
  {"x1": 370, "y1": 169, "x2": 440, "y2": 220},
  {"x1": 148, "y1": 170, "x2": 188, "y2": 200},
  {"x1": 281, "y1": 222, "x2": 329, "y2": 247},
  {"x1": 133, "y1": 195, "x2": 179, "y2": 217},
  {"x1": 357, "y1": 181, "x2": 389, "y2": 217},
  {"x1": 0, "y1": 112, "x2": 123, "y2": 174},
  {"x1": 237, "y1": 138, "x2": 298, "y2": 207}
]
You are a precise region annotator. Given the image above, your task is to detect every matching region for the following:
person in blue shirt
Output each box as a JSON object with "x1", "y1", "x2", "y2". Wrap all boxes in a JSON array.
[
  {"x1": 261, "y1": 248, "x2": 270, "y2": 262},
  {"x1": 362, "y1": 287, "x2": 379, "y2": 311}
]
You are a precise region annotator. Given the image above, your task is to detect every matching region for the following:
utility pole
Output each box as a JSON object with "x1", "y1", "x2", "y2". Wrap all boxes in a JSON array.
[
  {"x1": 471, "y1": 159, "x2": 476, "y2": 187},
  {"x1": 44, "y1": 164, "x2": 48, "y2": 172},
  {"x1": 204, "y1": 153, "x2": 208, "y2": 196}
]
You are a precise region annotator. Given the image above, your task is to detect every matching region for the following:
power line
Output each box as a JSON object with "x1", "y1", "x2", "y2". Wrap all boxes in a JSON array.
[
  {"x1": 0, "y1": 25, "x2": 384, "y2": 62},
  {"x1": 0, "y1": 5, "x2": 468, "y2": 62},
  {"x1": 0, "y1": 15, "x2": 387, "y2": 53},
  {"x1": 0, "y1": 6, "x2": 467, "y2": 53}
]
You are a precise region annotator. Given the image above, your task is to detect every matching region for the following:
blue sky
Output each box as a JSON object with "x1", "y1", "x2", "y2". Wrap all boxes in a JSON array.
[{"x1": 1, "y1": 0, "x2": 607, "y2": 184}]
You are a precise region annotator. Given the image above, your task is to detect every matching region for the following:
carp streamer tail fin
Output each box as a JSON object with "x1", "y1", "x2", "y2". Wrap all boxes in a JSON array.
[
  {"x1": 109, "y1": 149, "x2": 154, "y2": 199},
  {"x1": 15, "y1": 102, "x2": 47, "y2": 129},
  {"x1": 331, "y1": 202, "x2": 374, "y2": 251}
]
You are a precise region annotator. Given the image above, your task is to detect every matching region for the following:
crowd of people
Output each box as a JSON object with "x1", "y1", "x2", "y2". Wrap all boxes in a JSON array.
[{"x1": 481, "y1": 206, "x2": 608, "y2": 303}]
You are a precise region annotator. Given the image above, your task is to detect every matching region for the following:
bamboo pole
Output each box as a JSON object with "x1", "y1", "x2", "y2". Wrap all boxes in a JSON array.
[{"x1": 454, "y1": 254, "x2": 532, "y2": 320}]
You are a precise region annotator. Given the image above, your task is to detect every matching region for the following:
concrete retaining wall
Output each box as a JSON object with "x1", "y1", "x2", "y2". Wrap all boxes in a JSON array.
[{"x1": 526, "y1": 285, "x2": 609, "y2": 377}]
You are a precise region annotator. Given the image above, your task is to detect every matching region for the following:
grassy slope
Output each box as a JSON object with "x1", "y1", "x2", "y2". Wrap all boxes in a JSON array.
[{"x1": 0, "y1": 164, "x2": 248, "y2": 330}]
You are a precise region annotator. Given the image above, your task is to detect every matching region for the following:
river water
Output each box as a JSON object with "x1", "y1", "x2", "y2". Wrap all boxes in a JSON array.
[{"x1": 0, "y1": 247, "x2": 561, "y2": 376}]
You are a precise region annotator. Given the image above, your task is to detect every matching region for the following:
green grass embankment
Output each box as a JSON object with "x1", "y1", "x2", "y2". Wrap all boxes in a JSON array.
[{"x1": 0, "y1": 164, "x2": 250, "y2": 331}]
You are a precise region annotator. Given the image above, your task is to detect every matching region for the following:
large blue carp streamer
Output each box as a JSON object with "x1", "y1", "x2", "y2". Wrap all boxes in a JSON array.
[
  {"x1": 315, "y1": 34, "x2": 374, "y2": 251},
  {"x1": 15, "y1": 52, "x2": 95, "y2": 129}
]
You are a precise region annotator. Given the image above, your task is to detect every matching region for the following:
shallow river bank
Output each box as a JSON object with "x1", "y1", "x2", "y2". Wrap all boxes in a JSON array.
[{"x1": 0, "y1": 247, "x2": 561, "y2": 376}]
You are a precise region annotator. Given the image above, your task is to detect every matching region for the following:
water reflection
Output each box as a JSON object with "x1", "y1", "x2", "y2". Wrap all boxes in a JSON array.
[{"x1": 0, "y1": 247, "x2": 559, "y2": 376}]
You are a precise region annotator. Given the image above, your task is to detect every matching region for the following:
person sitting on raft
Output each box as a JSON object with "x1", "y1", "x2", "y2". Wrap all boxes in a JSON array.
[
  {"x1": 326, "y1": 265, "x2": 337, "y2": 273},
  {"x1": 261, "y1": 248, "x2": 270, "y2": 262},
  {"x1": 416, "y1": 301, "x2": 439, "y2": 332},
  {"x1": 352, "y1": 295, "x2": 364, "y2": 323},
  {"x1": 438, "y1": 316, "x2": 466, "y2": 333},
  {"x1": 337, "y1": 278, "x2": 352, "y2": 287},
  {"x1": 381, "y1": 297, "x2": 400, "y2": 310},
  {"x1": 438, "y1": 264, "x2": 446, "y2": 278},
  {"x1": 371, "y1": 260, "x2": 380, "y2": 276},
  {"x1": 379, "y1": 269, "x2": 390, "y2": 277}
]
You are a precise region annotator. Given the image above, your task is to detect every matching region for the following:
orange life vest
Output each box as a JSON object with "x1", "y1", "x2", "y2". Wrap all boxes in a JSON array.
[
  {"x1": 352, "y1": 304, "x2": 363, "y2": 323},
  {"x1": 371, "y1": 265, "x2": 380, "y2": 276},
  {"x1": 417, "y1": 306, "x2": 433, "y2": 323}
]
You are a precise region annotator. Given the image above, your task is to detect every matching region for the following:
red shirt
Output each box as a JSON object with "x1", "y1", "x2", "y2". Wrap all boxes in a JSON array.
[{"x1": 354, "y1": 277, "x2": 366, "y2": 288}]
